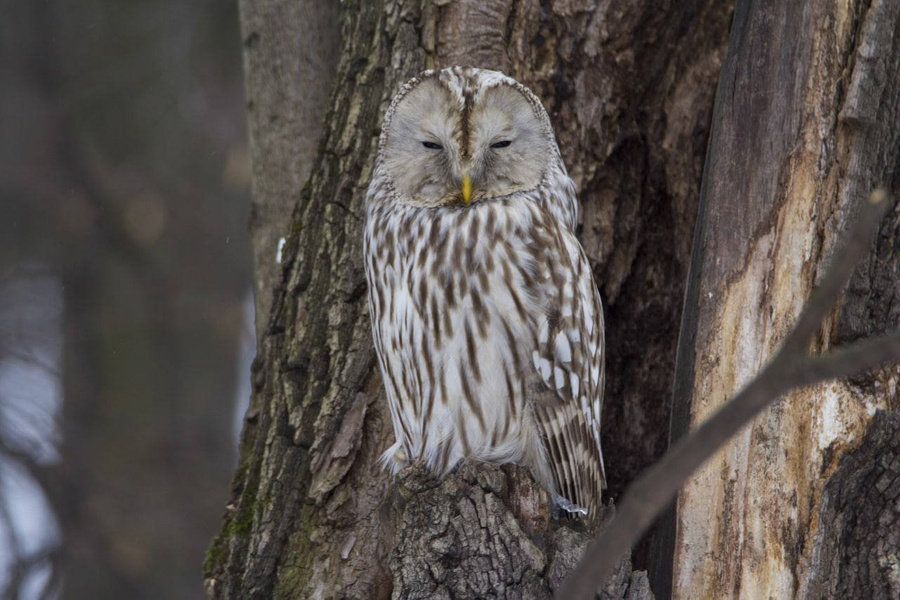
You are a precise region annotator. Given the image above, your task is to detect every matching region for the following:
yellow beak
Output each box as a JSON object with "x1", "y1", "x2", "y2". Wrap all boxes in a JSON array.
[{"x1": 461, "y1": 173, "x2": 473, "y2": 205}]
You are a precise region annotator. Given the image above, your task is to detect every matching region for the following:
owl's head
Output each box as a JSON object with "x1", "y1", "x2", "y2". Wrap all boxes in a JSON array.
[{"x1": 377, "y1": 67, "x2": 557, "y2": 208}]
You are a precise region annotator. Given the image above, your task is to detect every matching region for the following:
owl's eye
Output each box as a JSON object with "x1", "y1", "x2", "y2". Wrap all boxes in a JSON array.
[
  {"x1": 422, "y1": 141, "x2": 443, "y2": 150},
  {"x1": 490, "y1": 140, "x2": 512, "y2": 149}
]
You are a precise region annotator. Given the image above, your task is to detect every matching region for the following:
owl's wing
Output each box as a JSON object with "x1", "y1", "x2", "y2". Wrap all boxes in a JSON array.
[{"x1": 529, "y1": 216, "x2": 606, "y2": 515}]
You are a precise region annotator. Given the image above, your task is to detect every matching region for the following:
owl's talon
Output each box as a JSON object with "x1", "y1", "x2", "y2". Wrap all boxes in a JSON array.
[{"x1": 552, "y1": 495, "x2": 589, "y2": 518}]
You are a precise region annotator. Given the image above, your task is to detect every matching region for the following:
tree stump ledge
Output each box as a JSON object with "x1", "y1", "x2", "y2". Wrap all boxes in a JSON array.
[{"x1": 389, "y1": 462, "x2": 652, "y2": 600}]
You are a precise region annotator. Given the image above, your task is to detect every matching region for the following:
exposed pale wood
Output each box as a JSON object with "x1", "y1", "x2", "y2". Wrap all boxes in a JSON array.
[{"x1": 669, "y1": 0, "x2": 900, "y2": 597}]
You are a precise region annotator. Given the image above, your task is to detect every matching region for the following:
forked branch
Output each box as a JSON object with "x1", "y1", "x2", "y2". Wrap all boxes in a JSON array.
[{"x1": 557, "y1": 190, "x2": 900, "y2": 599}]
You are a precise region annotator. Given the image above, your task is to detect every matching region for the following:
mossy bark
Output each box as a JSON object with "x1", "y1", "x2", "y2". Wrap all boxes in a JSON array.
[{"x1": 205, "y1": 1, "x2": 734, "y2": 597}]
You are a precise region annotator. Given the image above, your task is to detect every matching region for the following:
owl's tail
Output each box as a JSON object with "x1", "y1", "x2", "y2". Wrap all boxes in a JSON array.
[{"x1": 379, "y1": 440, "x2": 409, "y2": 475}]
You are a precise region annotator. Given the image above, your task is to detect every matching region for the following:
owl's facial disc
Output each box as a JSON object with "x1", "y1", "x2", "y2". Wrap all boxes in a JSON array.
[
  {"x1": 382, "y1": 76, "x2": 551, "y2": 207},
  {"x1": 465, "y1": 85, "x2": 550, "y2": 203}
]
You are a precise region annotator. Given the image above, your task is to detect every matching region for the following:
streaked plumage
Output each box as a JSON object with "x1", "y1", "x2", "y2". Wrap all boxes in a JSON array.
[{"x1": 364, "y1": 67, "x2": 606, "y2": 515}]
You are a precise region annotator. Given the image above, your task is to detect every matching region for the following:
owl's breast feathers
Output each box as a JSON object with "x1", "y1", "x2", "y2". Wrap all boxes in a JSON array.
[{"x1": 364, "y1": 189, "x2": 605, "y2": 516}]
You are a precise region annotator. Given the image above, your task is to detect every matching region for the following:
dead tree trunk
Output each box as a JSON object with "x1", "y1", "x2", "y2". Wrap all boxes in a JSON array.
[
  {"x1": 669, "y1": 0, "x2": 900, "y2": 597},
  {"x1": 205, "y1": 1, "x2": 732, "y2": 598}
]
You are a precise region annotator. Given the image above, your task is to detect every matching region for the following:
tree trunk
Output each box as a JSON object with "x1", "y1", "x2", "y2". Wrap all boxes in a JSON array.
[
  {"x1": 206, "y1": 1, "x2": 732, "y2": 598},
  {"x1": 242, "y1": 0, "x2": 341, "y2": 338},
  {"x1": 670, "y1": 0, "x2": 900, "y2": 597}
]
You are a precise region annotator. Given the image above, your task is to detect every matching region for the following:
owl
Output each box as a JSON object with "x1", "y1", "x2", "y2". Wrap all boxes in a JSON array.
[{"x1": 363, "y1": 67, "x2": 606, "y2": 516}]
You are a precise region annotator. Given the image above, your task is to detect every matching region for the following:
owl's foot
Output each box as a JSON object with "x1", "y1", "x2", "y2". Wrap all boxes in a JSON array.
[{"x1": 552, "y1": 495, "x2": 589, "y2": 518}]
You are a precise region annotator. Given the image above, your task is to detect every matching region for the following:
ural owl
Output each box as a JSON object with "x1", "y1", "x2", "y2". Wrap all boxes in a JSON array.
[{"x1": 364, "y1": 67, "x2": 606, "y2": 516}]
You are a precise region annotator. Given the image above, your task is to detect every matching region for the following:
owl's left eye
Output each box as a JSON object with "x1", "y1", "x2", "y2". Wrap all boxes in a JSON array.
[
  {"x1": 490, "y1": 140, "x2": 512, "y2": 149},
  {"x1": 422, "y1": 141, "x2": 443, "y2": 150}
]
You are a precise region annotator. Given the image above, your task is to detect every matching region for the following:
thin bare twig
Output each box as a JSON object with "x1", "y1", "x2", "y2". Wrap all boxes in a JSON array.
[{"x1": 557, "y1": 190, "x2": 898, "y2": 599}]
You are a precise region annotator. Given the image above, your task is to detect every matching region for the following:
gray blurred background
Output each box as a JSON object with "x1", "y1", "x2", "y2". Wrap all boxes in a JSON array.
[{"x1": 0, "y1": 1, "x2": 253, "y2": 598}]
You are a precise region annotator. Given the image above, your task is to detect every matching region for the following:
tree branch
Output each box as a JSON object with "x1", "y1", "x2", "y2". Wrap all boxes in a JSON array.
[{"x1": 557, "y1": 190, "x2": 897, "y2": 599}]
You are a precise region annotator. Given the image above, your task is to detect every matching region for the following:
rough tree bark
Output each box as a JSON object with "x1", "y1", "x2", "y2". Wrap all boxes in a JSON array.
[
  {"x1": 669, "y1": 0, "x2": 900, "y2": 597},
  {"x1": 800, "y1": 411, "x2": 900, "y2": 598},
  {"x1": 206, "y1": 1, "x2": 733, "y2": 598}
]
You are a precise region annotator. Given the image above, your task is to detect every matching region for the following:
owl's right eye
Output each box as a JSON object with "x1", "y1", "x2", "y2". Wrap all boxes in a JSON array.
[{"x1": 422, "y1": 141, "x2": 443, "y2": 150}]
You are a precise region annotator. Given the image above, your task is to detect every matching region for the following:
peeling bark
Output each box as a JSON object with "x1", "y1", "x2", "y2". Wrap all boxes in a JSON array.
[
  {"x1": 206, "y1": 1, "x2": 733, "y2": 598},
  {"x1": 670, "y1": 0, "x2": 900, "y2": 597}
]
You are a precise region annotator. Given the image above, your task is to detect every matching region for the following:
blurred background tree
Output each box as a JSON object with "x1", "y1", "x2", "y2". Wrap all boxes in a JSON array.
[{"x1": 0, "y1": 1, "x2": 252, "y2": 598}]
